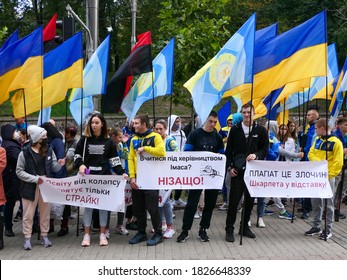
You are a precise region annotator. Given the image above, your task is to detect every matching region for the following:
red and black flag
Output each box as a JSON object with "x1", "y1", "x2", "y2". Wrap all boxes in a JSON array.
[
  {"x1": 102, "y1": 31, "x2": 152, "y2": 114},
  {"x1": 43, "y1": 13, "x2": 59, "y2": 53}
]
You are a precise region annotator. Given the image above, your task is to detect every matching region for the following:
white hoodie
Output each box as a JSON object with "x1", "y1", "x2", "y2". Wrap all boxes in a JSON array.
[{"x1": 167, "y1": 114, "x2": 187, "y2": 151}]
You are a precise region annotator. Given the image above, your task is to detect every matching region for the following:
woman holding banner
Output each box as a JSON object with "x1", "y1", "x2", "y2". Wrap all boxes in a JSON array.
[{"x1": 74, "y1": 113, "x2": 128, "y2": 247}]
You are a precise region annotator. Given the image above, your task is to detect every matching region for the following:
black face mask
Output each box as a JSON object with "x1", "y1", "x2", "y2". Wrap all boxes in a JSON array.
[{"x1": 40, "y1": 138, "x2": 48, "y2": 146}]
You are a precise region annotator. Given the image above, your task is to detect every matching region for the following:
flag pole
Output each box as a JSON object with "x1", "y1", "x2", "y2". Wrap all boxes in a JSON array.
[{"x1": 151, "y1": 71, "x2": 156, "y2": 123}]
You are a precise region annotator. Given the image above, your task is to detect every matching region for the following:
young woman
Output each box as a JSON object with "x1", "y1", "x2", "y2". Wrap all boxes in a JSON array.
[
  {"x1": 74, "y1": 113, "x2": 128, "y2": 247},
  {"x1": 16, "y1": 125, "x2": 66, "y2": 250},
  {"x1": 154, "y1": 119, "x2": 178, "y2": 239},
  {"x1": 0, "y1": 147, "x2": 7, "y2": 250},
  {"x1": 277, "y1": 123, "x2": 304, "y2": 161}
]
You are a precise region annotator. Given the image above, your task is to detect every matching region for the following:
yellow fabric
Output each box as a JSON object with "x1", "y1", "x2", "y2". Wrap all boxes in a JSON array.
[
  {"x1": 128, "y1": 131, "x2": 166, "y2": 179},
  {"x1": 308, "y1": 135, "x2": 343, "y2": 179}
]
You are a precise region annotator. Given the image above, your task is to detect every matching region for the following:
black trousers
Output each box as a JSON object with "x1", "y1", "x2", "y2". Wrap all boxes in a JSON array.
[
  {"x1": 225, "y1": 175, "x2": 254, "y2": 231},
  {"x1": 181, "y1": 189, "x2": 219, "y2": 231},
  {"x1": 132, "y1": 189, "x2": 162, "y2": 235}
]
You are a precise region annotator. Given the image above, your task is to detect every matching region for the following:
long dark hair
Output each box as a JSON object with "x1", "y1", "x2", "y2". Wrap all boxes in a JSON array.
[
  {"x1": 41, "y1": 122, "x2": 63, "y2": 140},
  {"x1": 84, "y1": 113, "x2": 109, "y2": 139}
]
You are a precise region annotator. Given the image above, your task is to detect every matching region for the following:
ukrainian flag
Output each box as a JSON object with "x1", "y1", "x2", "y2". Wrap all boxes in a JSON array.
[
  {"x1": 0, "y1": 29, "x2": 19, "y2": 53},
  {"x1": 184, "y1": 14, "x2": 256, "y2": 124},
  {"x1": 0, "y1": 27, "x2": 43, "y2": 105},
  {"x1": 253, "y1": 11, "x2": 327, "y2": 100},
  {"x1": 223, "y1": 22, "x2": 278, "y2": 104},
  {"x1": 11, "y1": 32, "x2": 83, "y2": 118},
  {"x1": 276, "y1": 43, "x2": 338, "y2": 112},
  {"x1": 121, "y1": 38, "x2": 175, "y2": 122}
]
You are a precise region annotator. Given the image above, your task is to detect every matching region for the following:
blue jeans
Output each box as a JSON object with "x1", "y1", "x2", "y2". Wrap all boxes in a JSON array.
[
  {"x1": 83, "y1": 208, "x2": 108, "y2": 227},
  {"x1": 159, "y1": 199, "x2": 173, "y2": 225}
]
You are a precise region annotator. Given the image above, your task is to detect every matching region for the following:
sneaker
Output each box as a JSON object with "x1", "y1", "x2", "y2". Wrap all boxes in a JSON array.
[
  {"x1": 305, "y1": 227, "x2": 322, "y2": 236},
  {"x1": 40, "y1": 236, "x2": 52, "y2": 248},
  {"x1": 163, "y1": 227, "x2": 175, "y2": 239},
  {"x1": 104, "y1": 229, "x2": 110, "y2": 239},
  {"x1": 147, "y1": 233, "x2": 163, "y2": 246},
  {"x1": 194, "y1": 211, "x2": 200, "y2": 219},
  {"x1": 264, "y1": 209, "x2": 275, "y2": 216},
  {"x1": 57, "y1": 227, "x2": 69, "y2": 237},
  {"x1": 23, "y1": 238, "x2": 32, "y2": 250},
  {"x1": 115, "y1": 225, "x2": 129, "y2": 236},
  {"x1": 225, "y1": 229, "x2": 234, "y2": 242},
  {"x1": 99, "y1": 233, "x2": 108, "y2": 246},
  {"x1": 239, "y1": 227, "x2": 256, "y2": 239},
  {"x1": 129, "y1": 231, "x2": 147, "y2": 244},
  {"x1": 257, "y1": 217, "x2": 266, "y2": 228},
  {"x1": 198, "y1": 228, "x2": 210, "y2": 242},
  {"x1": 301, "y1": 212, "x2": 309, "y2": 219},
  {"x1": 173, "y1": 198, "x2": 186, "y2": 207},
  {"x1": 162, "y1": 222, "x2": 167, "y2": 232},
  {"x1": 248, "y1": 220, "x2": 252, "y2": 228},
  {"x1": 219, "y1": 202, "x2": 228, "y2": 211},
  {"x1": 266, "y1": 199, "x2": 274, "y2": 206},
  {"x1": 5, "y1": 229, "x2": 15, "y2": 237},
  {"x1": 81, "y1": 233, "x2": 91, "y2": 247},
  {"x1": 13, "y1": 213, "x2": 22, "y2": 222},
  {"x1": 279, "y1": 211, "x2": 294, "y2": 220},
  {"x1": 125, "y1": 222, "x2": 138, "y2": 231},
  {"x1": 177, "y1": 230, "x2": 189, "y2": 243},
  {"x1": 319, "y1": 230, "x2": 332, "y2": 240}
]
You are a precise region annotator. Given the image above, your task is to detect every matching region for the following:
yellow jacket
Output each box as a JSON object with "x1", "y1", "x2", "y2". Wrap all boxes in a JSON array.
[
  {"x1": 308, "y1": 135, "x2": 343, "y2": 179},
  {"x1": 128, "y1": 130, "x2": 166, "y2": 179}
]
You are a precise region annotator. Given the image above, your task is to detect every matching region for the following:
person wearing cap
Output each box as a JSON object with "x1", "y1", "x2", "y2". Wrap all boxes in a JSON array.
[{"x1": 16, "y1": 125, "x2": 66, "y2": 250}]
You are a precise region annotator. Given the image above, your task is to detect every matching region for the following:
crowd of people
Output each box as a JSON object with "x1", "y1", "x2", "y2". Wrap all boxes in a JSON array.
[{"x1": 0, "y1": 105, "x2": 347, "y2": 251}]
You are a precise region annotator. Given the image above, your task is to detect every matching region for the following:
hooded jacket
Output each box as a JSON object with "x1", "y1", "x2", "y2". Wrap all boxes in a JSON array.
[
  {"x1": 1, "y1": 124, "x2": 21, "y2": 201},
  {"x1": 167, "y1": 115, "x2": 186, "y2": 151}
]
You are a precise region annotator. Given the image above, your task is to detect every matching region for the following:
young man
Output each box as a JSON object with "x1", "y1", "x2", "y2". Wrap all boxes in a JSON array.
[
  {"x1": 128, "y1": 114, "x2": 166, "y2": 246},
  {"x1": 225, "y1": 103, "x2": 269, "y2": 242},
  {"x1": 305, "y1": 118, "x2": 343, "y2": 240},
  {"x1": 176, "y1": 110, "x2": 224, "y2": 243}
]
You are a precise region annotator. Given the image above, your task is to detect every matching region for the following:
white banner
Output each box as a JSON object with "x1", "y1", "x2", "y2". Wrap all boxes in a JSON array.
[
  {"x1": 137, "y1": 151, "x2": 226, "y2": 190},
  {"x1": 244, "y1": 160, "x2": 333, "y2": 198},
  {"x1": 39, "y1": 174, "x2": 127, "y2": 212}
]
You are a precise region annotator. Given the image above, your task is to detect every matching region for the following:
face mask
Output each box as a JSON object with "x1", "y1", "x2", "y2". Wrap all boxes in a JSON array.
[
  {"x1": 13, "y1": 131, "x2": 19, "y2": 140},
  {"x1": 172, "y1": 124, "x2": 179, "y2": 131},
  {"x1": 40, "y1": 138, "x2": 48, "y2": 146}
]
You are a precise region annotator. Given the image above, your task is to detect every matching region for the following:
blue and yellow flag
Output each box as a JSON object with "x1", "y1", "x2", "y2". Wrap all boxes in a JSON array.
[
  {"x1": 253, "y1": 11, "x2": 327, "y2": 100},
  {"x1": 0, "y1": 29, "x2": 19, "y2": 53},
  {"x1": 0, "y1": 27, "x2": 43, "y2": 105},
  {"x1": 277, "y1": 43, "x2": 338, "y2": 112},
  {"x1": 121, "y1": 38, "x2": 175, "y2": 121},
  {"x1": 11, "y1": 32, "x2": 83, "y2": 118},
  {"x1": 69, "y1": 35, "x2": 110, "y2": 125},
  {"x1": 223, "y1": 22, "x2": 278, "y2": 104},
  {"x1": 184, "y1": 14, "x2": 256, "y2": 124},
  {"x1": 329, "y1": 58, "x2": 347, "y2": 127}
]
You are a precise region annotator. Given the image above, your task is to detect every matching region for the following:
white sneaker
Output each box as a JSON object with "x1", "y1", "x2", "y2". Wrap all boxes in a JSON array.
[
  {"x1": 163, "y1": 227, "x2": 175, "y2": 239},
  {"x1": 257, "y1": 217, "x2": 266, "y2": 228},
  {"x1": 99, "y1": 233, "x2": 108, "y2": 246},
  {"x1": 115, "y1": 225, "x2": 129, "y2": 236},
  {"x1": 173, "y1": 198, "x2": 186, "y2": 207},
  {"x1": 81, "y1": 234, "x2": 90, "y2": 247},
  {"x1": 194, "y1": 211, "x2": 200, "y2": 219},
  {"x1": 248, "y1": 220, "x2": 252, "y2": 228},
  {"x1": 162, "y1": 222, "x2": 167, "y2": 232},
  {"x1": 218, "y1": 202, "x2": 228, "y2": 211},
  {"x1": 104, "y1": 229, "x2": 110, "y2": 239}
]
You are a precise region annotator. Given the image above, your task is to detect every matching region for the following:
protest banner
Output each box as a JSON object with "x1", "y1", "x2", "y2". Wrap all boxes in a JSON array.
[
  {"x1": 39, "y1": 174, "x2": 126, "y2": 212},
  {"x1": 244, "y1": 160, "x2": 333, "y2": 198},
  {"x1": 137, "y1": 151, "x2": 226, "y2": 190}
]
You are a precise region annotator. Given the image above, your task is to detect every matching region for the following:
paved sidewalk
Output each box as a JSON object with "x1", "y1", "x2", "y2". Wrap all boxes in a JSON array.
[{"x1": 1, "y1": 200, "x2": 347, "y2": 260}]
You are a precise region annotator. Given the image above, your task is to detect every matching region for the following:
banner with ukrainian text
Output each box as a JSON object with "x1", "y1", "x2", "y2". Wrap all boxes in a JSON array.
[
  {"x1": 244, "y1": 160, "x2": 332, "y2": 198},
  {"x1": 39, "y1": 174, "x2": 126, "y2": 212},
  {"x1": 137, "y1": 151, "x2": 226, "y2": 190}
]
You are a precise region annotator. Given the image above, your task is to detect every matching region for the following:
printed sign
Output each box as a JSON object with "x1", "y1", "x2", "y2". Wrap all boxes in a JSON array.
[
  {"x1": 137, "y1": 151, "x2": 226, "y2": 190},
  {"x1": 39, "y1": 174, "x2": 127, "y2": 212},
  {"x1": 244, "y1": 160, "x2": 333, "y2": 198}
]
